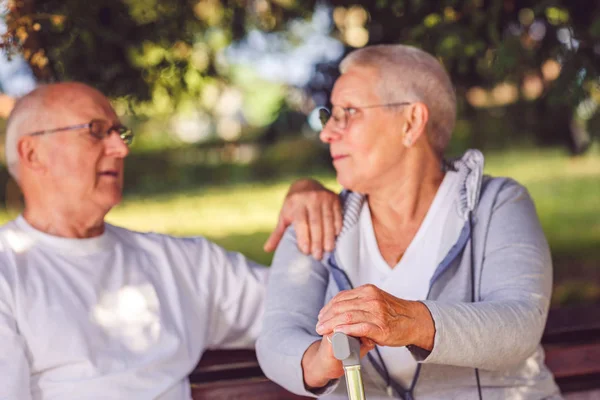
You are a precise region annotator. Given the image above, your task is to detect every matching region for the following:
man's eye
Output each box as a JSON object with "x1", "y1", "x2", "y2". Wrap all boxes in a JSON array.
[
  {"x1": 89, "y1": 131, "x2": 104, "y2": 140},
  {"x1": 346, "y1": 107, "x2": 357, "y2": 115}
]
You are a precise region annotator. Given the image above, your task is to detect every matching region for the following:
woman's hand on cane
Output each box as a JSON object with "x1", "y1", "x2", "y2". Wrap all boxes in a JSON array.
[
  {"x1": 316, "y1": 284, "x2": 435, "y2": 351},
  {"x1": 301, "y1": 334, "x2": 374, "y2": 389}
]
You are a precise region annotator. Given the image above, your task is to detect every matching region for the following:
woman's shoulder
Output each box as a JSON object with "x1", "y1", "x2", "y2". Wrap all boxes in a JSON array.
[
  {"x1": 481, "y1": 175, "x2": 530, "y2": 201},
  {"x1": 478, "y1": 175, "x2": 537, "y2": 219}
]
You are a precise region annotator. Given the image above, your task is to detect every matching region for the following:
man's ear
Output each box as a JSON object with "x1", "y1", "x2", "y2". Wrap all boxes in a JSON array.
[
  {"x1": 402, "y1": 102, "x2": 429, "y2": 148},
  {"x1": 17, "y1": 136, "x2": 45, "y2": 174}
]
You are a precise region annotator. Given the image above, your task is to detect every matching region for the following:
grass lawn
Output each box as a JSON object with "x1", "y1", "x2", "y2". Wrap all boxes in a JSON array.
[{"x1": 2, "y1": 147, "x2": 599, "y2": 305}]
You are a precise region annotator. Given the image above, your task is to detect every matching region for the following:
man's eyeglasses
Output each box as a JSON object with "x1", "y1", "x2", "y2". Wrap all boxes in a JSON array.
[
  {"x1": 319, "y1": 102, "x2": 411, "y2": 130},
  {"x1": 27, "y1": 119, "x2": 134, "y2": 146}
]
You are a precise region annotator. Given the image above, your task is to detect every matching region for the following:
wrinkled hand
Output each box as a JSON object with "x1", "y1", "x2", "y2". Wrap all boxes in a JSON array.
[
  {"x1": 264, "y1": 178, "x2": 342, "y2": 259},
  {"x1": 315, "y1": 284, "x2": 435, "y2": 350},
  {"x1": 302, "y1": 334, "x2": 375, "y2": 389}
]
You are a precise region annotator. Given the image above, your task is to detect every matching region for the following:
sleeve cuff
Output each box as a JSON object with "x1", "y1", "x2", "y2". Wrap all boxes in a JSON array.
[
  {"x1": 407, "y1": 345, "x2": 431, "y2": 361},
  {"x1": 410, "y1": 300, "x2": 444, "y2": 364},
  {"x1": 264, "y1": 331, "x2": 341, "y2": 397},
  {"x1": 305, "y1": 378, "x2": 340, "y2": 396}
]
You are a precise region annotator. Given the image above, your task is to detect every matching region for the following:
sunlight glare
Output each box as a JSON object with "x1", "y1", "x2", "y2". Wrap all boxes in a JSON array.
[{"x1": 92, "y1": 284, "x2": 161, "y2": 353}]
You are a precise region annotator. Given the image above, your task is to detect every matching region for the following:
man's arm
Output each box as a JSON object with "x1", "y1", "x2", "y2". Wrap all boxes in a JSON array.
[
  {"x1": 264, "y1": 178, "x2": 342, "y2": 260},
  {"x1": 192, "y1": 237, "x2": 269, "y2": 350},
  {"x1": 182, "y1": 179, "x2": 339, "y2": 349},
  {"x1": 0, "y1": 275, "x2": 33, "y2": 399}
]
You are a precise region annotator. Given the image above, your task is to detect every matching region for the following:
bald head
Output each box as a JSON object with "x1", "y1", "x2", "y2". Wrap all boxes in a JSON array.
[{"x1": 5, "y1": 82, "x2": 115, "y2": 182}]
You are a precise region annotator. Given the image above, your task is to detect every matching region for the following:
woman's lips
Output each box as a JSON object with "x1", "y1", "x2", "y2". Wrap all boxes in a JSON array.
[{"x1": 332, "y1": 154, "x2": 348, "y2": 162}]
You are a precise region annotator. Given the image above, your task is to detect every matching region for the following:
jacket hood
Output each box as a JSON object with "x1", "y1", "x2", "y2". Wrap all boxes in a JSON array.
[{"x1": 336, "y1": 149, "x2": 485, "y2": 239}]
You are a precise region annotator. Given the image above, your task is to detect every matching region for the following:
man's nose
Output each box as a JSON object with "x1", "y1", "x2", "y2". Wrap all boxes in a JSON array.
[
  {"x1": 319, "y1": 124, "x2": 342, "y2": 143},
  {"x1": 104, "y1": 132, "x2": 130, "y2": 158}
]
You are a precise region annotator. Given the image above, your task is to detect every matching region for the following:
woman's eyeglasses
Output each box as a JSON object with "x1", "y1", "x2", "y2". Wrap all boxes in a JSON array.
[{"x1": 319, "y1": 102, "x2": 412, "y2": 130}]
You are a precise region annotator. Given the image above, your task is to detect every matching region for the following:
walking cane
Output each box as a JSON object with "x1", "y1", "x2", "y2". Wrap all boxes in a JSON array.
[{"x1": 332, "y1": 332, "x2": 366, "y2": 400}]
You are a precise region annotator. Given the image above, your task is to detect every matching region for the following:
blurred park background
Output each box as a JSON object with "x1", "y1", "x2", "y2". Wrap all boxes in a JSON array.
[{"x1": 0, "y1": 0, "x2": 598, "y2": 306}]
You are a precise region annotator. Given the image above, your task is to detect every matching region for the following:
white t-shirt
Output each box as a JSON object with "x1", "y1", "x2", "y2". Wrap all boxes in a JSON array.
[
  {"x1": 357, "y1": 170, "x2": 460, "y2": 387},
  {"x1": 0, "y1": 216, "x2": 268, "y2": 400}
]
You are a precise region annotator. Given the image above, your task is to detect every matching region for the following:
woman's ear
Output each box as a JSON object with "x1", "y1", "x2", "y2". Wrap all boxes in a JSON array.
[
  {"x1": 403, "y1": 102, "x2": 429, "y2": 147},
  {"x1": 403, "y1": 129, "x2": 413, "y2": 147}
]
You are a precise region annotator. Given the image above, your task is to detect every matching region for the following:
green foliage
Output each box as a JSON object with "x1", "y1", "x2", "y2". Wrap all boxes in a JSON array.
[
  {"x1": 230, "y1": 66, "x2": 286, "y2": 126},
  {"x1": 351, "y1": 0, "x2": 599, "y2": 149},
  {"x1": 2, "y1": 0, "x2": 316, "y2": 114},
  {"x1": 2, "y1": 0, "x2": 599, "y2": 151},
  {"x1": 5, "y1": 1, "x2": 598, "y2": 101}
]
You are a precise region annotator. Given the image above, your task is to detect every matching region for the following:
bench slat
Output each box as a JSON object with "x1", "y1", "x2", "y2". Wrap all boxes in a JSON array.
[
  {"x1": 191, "y1": 349, "x2": 263, "y2": 384},
  {"x1": 545, "y1": 343, "x2": 600, "y2": 379},
  {"x1": 191, "y1": 378, "x2": 310, "y2": 399},
  {"x1": 543, "y1": 305, "x2": 600, "y2": 344}
]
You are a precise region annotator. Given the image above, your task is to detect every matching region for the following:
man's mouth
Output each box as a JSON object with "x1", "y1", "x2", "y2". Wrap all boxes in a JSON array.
[{"x1": 98, "y1": 170, "x2": 119, "y2": 178}]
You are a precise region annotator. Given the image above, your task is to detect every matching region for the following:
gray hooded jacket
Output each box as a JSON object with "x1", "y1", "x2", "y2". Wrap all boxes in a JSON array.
[{"x1": 257, "y1": 150, "x2": 561, "y2": 399}]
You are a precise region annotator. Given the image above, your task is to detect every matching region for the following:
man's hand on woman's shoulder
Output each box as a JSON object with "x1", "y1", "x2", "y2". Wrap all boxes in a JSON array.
[{"x1": 264, "y1": 178, "x2": 342, "y2": 260}]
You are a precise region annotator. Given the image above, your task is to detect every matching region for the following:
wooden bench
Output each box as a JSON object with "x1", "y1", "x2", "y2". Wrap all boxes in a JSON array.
[{"x1": 190, "y1": 303, "x2": 600, "y2": 399}]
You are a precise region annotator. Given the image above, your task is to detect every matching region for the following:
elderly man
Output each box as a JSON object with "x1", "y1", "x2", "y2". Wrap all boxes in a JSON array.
[{"x1": 0, "y1": 82, "x2": 341, "y2": 399}]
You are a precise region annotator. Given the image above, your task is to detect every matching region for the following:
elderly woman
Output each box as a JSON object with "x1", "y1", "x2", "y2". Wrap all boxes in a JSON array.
[{"x1": 256, "y1": 44, "x2": 561, "y2": 399}]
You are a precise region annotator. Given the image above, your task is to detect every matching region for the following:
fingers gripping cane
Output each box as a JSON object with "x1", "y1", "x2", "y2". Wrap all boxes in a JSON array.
[{"x1": 332, "y1": 332, "x2": 366, "y2": 400}]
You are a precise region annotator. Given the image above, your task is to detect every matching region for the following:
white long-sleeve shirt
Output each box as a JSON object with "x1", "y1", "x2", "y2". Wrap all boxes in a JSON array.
[{"x1": 0, "y1": 216, "x2": 268, "y2": 400}]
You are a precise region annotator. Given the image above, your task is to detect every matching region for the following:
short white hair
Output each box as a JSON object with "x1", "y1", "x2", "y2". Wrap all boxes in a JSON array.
[
  {"x1": 339, "y1": 44, "x2": 456, "y2": 155},
  {"x1": 5, "y1": 85, "x2": 54, "y2": 182}
]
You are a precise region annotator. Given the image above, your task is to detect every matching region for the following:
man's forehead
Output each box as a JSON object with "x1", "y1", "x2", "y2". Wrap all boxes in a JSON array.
[
  {"x1": 6, "y1": 83, "x2": 118, "y2": 142},
  {"x1": 51, "y1": 90, "x2": 118, "y2": 123}
]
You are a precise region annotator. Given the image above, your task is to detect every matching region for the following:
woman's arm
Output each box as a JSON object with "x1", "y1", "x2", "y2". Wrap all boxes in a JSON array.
[
  {"x1": 256, "y1": 226, "x2": 340, "y2": 396},
  {"x1": 418, "y1": 180, "x2": 552, "y2": 370}
]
